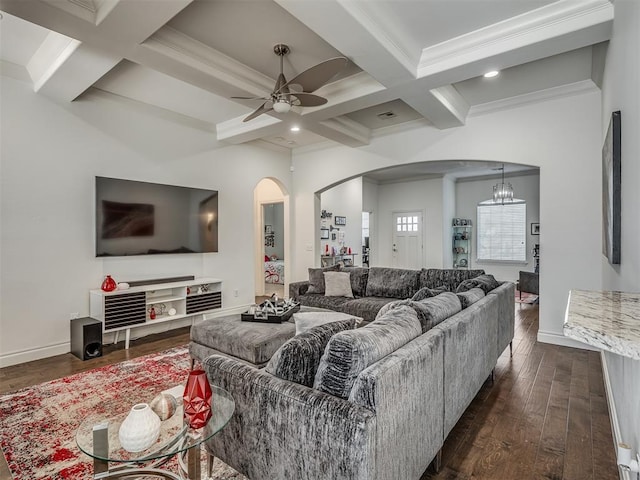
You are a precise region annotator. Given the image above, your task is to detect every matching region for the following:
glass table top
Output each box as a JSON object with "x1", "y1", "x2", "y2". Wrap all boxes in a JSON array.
[{"x1": 76, "y1": 385, "x2": 234, "y2": 463}]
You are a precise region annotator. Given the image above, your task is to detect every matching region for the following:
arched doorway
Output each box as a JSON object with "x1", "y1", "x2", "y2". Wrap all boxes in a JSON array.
[{"x1": 254, "y1": 178, "x2": 289, "y2": 298}]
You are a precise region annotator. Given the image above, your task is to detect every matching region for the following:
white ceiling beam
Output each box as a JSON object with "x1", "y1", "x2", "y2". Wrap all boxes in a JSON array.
[
  {"x1": 314, "y1": 116, "x2": 370, "y2": 147},
  {"x1": 275, "y1": 0, "x2": 417, "y2": 86},
  {"x1": 398, "y1": 84, "x2": 470, "y2": 129},
  {"x1": 0, "y1": 0, "x2": 193, "y2": 101}
]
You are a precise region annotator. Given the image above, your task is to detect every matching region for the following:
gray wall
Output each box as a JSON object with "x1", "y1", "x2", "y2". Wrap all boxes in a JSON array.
[
  {"x1": 600, "y1": 0, "x2": 640, "y2": 460},
  {"x1": 263, "y1": 202, "x2": 284, "y2": 260}
]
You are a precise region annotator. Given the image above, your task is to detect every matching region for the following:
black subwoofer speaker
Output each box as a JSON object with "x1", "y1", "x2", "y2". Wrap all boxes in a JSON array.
[{"x1": 70, "y1": 317, "x2": 103, "y2": 360}]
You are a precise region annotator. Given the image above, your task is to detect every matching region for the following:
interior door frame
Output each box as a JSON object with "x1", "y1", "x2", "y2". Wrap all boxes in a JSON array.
[{"x1": 391, "y1": 209, "x2": 424, "y2": 269}]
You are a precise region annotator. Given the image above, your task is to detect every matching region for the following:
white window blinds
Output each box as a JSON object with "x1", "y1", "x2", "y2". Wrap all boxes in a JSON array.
[{"x1": 476, "y1": 203, "x2": 526, "y2": 262}]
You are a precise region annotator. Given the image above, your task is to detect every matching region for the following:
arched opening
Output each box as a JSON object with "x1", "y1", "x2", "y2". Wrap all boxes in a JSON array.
[{"x1": 254, "y1": 178, "x2": 289, "y2": 298}]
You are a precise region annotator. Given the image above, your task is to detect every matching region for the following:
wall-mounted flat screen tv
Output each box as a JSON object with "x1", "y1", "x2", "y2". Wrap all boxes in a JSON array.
[{"x1": 95, "y1": 177, "x2": 218, "y2": 257}]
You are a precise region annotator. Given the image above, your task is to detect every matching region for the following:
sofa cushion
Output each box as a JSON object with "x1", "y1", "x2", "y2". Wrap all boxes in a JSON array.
[
  {"x1": 295, "y1": 294, "x2": 350, "y2": 311},
  {"x1": 365, "y1": 267, "x2": 420, "y2": 299},
  {"x1": 411, "y1": 285, "x2": 448, "y2": 301},
  {"x1": 456, "y1": 274, "x2": 500, "y2": 294},
  {"x1": 419, "y1": 268, "x2": 485, "y2": 292},
  {"x1": 293, "y1": 311, "x2": 361, "y2": 335},
  {"x1": 412, "y1": 292, "x2": 462, "y2": 332},
  {"x1": 324, "y1": 271, "x2": 354, "y2": 298},
  {"x1": 342, "y1": 267, "x2": 369, "y2": 297},
  {"x1": 339, "y1": 297, "x2": 397, "y2": 323},
  {"x1": 307, "y1": 264, "x2": 341, "y2": 294},
  {"x1": 456, "y1": 287, "x2": 485, "y2": 308},
  {"x1": 265, "y1": 319, "x2": 356, "y2": 387},
  {"x1": 313, "y1": 305, "x2": 422, "y2": 399}
]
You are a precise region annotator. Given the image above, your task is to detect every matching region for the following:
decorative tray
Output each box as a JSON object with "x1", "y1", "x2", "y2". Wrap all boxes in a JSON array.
[{"x1": 241, "y1": 299, "x2": 300, "y2": 323}]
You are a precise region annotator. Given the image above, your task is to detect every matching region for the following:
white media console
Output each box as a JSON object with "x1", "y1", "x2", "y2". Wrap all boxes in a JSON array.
[{"x1": 90, "y1": 277, "x2": 222, "y2": 349}]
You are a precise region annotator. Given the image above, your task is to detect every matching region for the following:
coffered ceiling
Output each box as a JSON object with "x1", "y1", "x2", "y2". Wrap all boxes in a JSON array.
[{"x1": 0, "y1": 0, "x2": 613, "y2": 151}]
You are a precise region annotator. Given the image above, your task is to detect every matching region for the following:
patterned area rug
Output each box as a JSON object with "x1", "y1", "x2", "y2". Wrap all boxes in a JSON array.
[{"x1": 0, "y1": 347, "x2": 245, "y2": 480}]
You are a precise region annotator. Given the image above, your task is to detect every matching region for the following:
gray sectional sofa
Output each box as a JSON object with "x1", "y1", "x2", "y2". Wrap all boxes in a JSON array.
[
  {"x1": 290, "y1": 266, "x2": 486, "y2": 322},
  {"x1": 203, "y1": 267, "x2": 515, "y2": 480}
]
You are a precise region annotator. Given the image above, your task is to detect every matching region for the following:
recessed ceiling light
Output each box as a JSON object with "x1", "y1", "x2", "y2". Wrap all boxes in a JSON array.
[
  {"x1": 290, "y1": 126, "x2": 300, "y2": 132},
  {"x1": 484, "y1": 70, "x2": 500, "y2": 78}
]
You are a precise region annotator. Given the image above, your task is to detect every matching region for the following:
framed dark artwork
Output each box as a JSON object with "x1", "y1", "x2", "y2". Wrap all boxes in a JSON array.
[
  {"x1": 101, "y1": 200, "x2": 154, "y2": 238},
  {"x1": 320, "y1": 228, "x2": 329, "y2": 239},
  {"x1": 531, "y1": 223, "x2": 540, "y2": 235},
  {"x1": 335, "y1": 216, "x2": 346, "y2": 226},
  {"x1": 602, "y1": 110, "x2": 621, "y2": 265}
]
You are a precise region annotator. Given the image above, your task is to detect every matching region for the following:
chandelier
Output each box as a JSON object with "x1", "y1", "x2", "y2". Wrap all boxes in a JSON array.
[{"x1": 493, "y1": 164, "x2": 514, "y2": 203}]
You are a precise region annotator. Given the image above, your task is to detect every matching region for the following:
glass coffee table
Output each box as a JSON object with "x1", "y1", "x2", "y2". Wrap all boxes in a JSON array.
[{"x1": 76, "y1": 385, "x2": 234, "y2": 479}]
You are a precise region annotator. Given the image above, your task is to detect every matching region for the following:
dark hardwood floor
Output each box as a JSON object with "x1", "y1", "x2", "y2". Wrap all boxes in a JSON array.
[{"x1": 0, "y1": 303, "x2": 618, "y2": 479}]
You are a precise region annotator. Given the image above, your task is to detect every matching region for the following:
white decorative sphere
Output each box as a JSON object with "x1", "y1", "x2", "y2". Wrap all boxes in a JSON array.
[{"x1": 118, "y1": 403, "x2": 161, "y2": 452}]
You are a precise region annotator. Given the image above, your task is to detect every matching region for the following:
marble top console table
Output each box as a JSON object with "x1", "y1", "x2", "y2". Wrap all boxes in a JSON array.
[{"x1": 564, "y1": 289, "x2": 640, "y2": 360}]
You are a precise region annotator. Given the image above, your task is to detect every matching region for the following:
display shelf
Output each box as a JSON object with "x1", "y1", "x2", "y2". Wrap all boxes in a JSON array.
[
  {"x1": 90, "y1": 277, "x2": 222, "y2": 349},
  {"x1": 321, "y1": 253, "x2": 357, "y2": 267},
  {"x1": 452, "y1": 223, "x2": 472, "y2": 269}
]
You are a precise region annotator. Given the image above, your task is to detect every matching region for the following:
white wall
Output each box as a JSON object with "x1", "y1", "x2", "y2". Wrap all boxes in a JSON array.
[
  {"x1": 362, "y1": 178, "x2": 379, "y2": 265},
  {"x1": 441, "y1": 176, "x2": 456, "y2": 269},
  {"x1": 320, "y1": 177, "x2": 363, "y2": 264},
  {"x1": 455, "y1": 172, "x2": 540, "y2": 283},
  {"x1": 0, "y1": 76, "x2": 291, "y2": 366},
  {"x1": 375, "y1": 177, "x2": 445, "y2": 268},
  {"x1": 291, "y1": 90, "x2": 602, "y2": 351},
  {"x1": 600, "y1": 0, "x2": 640, "y2": 461},
  {"x1": 264, "y1": 203, "x2": 285, "y2": 260}
]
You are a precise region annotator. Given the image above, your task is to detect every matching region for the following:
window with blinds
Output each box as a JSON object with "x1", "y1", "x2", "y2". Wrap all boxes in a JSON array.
[{"x1": 476, "y1": 202, "x2": 526, "y2": 262}]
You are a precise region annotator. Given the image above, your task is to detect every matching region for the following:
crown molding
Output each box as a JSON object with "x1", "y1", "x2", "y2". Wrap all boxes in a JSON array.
[
  {"x1": 142, "y1": 26, "x2": 275, "y2": 98},
  {"x1": 216, "y1": 112, "x2": 282, "y2": 143},
  {"x1": 469, "y1": 79, "x2": 599, "y2": 117},
  {"x1": 317, "y1": 115, "x2": 371, "y2": 145},
  {"x1": 0, "y1": 60, "x2": 32, "y2": 83},
  {"x1": 429, "y1": 84, "x2": 470, "y2": 125},
  {"x1": 336, "y1": 0, "x2": 417, "y2": 76},
  {"x1": 27, "y1": 31, "x2": 81, "y2": 93},
  {"x1": 417, "y1": 0, "x2": 613, "y2": 78},
  {"x1": 88, "y1": 87, "x2": 217, "y2": 133},
  {"x1": 41, "y1": 0, "x2": 97, "y2": 24}
]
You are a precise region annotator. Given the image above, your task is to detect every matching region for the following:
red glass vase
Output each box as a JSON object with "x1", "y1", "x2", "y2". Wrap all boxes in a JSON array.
[
  {"x1": 101, "y1": 275, "x2": 117, "y2": 292},
  {"x1": 183, "y1": 369, "x2": 212, "y2": 429}
]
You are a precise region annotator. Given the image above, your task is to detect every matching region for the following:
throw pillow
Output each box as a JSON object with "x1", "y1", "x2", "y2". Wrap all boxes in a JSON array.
[
  {"x1": 294, "y1": 311, "x2": 362, "y2": 335},
  {"x1": 456, "y1": 287, "x2": 485, "y2": 309},
  {"x1": 411, "y1": 292, "x2": 462, "y2": 332},
  {"x1": 307, "y1": 264, "x2": 341, "y2": 294},
  {"x1": 365, "y1": 267, "x2": 420, "y2": 299},
  {"x1": 314, "y1": 305, "x2": 422, "y2": 399},
  {"x1": 411, "y1": 285, "x2": 448, "y2": 301},
  {"x1": 324, "y1": 271, "x2": 354, "y2": 298},
  {"x1": 455, "y1": 274, "x2": 500, "y2": 294},
  {"x1": 265, "y1": 319, "x2": 356, "y2": 387}
]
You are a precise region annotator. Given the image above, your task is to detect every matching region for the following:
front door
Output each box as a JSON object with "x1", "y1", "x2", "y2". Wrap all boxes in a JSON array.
[{"x1": 392, "y1": 212, "x2": 423, "y2": 269}]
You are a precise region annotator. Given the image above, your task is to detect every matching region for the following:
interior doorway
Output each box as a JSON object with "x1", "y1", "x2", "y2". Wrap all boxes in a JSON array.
[
  {"x1": 254, "y1": 178, "x2": 288, "y2": 298},
  {"x1": 391, "y1": 211, "x2": 423, "y2": 269}
]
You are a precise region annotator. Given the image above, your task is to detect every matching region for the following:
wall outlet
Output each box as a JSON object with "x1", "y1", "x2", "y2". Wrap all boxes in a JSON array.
[
  {"x1": 306, "y1": 243, "x2": 313, "y2": 251},
  {"x1": 233, "y1": 289, "x2": 239, "y2": 297},
  {"x1": 70, "y1": 312, "x2": 79, "y2": 320}
]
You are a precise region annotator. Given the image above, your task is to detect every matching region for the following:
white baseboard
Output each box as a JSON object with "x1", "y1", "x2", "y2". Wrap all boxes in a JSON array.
[
  {"x1": 0, "y1": 305, "x2": 253, "y2": 369},
  {"x1": 537, "y1": 330, "x2": 601, "y2": 351},
  {"x1": 601, "y1": 351, "x2": 628, "y2": 480},
  {"x1": 0, "y1": 342, "x2": 70, "y2": 368}
]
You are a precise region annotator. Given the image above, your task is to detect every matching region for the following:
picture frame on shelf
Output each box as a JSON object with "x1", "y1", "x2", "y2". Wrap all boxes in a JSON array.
[
  {"x1": 531, "y1": 223, "x2": 540, "y2": 235},
  {"x1": 320, "y1": 228, "x2": 329, "y2": 239},
  {"x1": 334, "y1": 216, "x2": 346, "y2": 226}
]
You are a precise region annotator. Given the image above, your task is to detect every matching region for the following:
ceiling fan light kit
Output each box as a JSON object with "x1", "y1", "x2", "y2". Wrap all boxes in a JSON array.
[{"x1": 232, "y1": 44, "x2": 348, "y2": 122}]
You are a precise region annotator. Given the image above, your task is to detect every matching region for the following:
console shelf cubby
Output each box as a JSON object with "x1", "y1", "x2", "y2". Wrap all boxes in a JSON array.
[{"x1": 90, "y1": 277, "x2": 222, "y2": 349}]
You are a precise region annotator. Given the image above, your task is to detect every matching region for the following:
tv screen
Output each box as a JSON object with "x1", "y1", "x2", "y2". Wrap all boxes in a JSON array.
[{"x1": 95, "y1": 177, "x2": 218, "y2": 257}]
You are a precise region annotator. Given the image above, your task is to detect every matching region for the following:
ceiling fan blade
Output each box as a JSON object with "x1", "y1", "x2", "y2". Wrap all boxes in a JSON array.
[
  {"x1": 290, "y1": 92, "x2": 328, "y2": 107},
  {"x1": 243, "y1": 102, "x2": 273, "y2": 122},
  {"x1": 232, "y1": 95, "x2": 269, "y2": 101},
  {"x1": 280, "y1": 57, "x2": 348, "y2": 93}
]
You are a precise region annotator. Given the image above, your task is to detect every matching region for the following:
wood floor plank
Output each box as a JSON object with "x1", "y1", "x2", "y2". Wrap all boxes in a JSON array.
[{"x1": 0, "y1": 303, "x2": 619, "y2": 480}]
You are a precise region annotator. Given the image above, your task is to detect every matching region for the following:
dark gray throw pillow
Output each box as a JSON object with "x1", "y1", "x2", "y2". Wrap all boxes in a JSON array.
[
  {"x1": 455, "y1": 274, "x2": 500, "y2": 294},
  {"x1": 411, "y1": 285, "x2": 448, "y2": 301},
  {"x1": 456, "y1": 287, "x2": 485, "y2": 308},
  {"x1": 411, "y1": 292, "x2": 462, "y2": 332},
  {"x1": 265, "y1": 319, "x2": 356, "y2": 387},
  {"x1": 307, "y1": 264, "x2": 341, "y2": 294}
]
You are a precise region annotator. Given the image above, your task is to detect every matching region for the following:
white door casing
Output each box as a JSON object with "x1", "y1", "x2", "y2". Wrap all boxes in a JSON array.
[{"x1": 392, "y1": 211, "x2": 423, "y2": 269}]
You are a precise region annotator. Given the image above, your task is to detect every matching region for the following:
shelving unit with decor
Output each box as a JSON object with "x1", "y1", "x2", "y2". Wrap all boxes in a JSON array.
[
  {"x1": 321, "y1": 253, "x2": 358, "y2": 267},
  {"x1": 452, "y1": 220, "x2": 472, "y2": 269},
  {"x1": 90, "y1": 277, "x2": 222, "y2": 349}
]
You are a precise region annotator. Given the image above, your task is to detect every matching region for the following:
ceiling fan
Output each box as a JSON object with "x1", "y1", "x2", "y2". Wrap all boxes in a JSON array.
[{"x1": 232, "y1": 44, "x2": 348, "y2": 122}]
